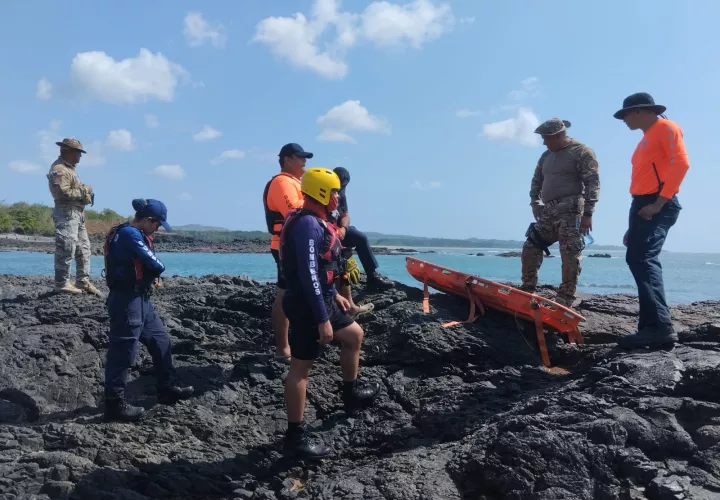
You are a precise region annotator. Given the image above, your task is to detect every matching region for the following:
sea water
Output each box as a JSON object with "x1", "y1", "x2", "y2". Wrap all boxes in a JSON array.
[{"x1": 1, "y1": 247, "x2": 719, "y2": 305}]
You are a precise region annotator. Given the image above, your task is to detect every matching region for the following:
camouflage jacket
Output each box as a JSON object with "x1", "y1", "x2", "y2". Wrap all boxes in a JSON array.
[{"x1": 47, "y1": 158, "x2": 91, "y2": 209}]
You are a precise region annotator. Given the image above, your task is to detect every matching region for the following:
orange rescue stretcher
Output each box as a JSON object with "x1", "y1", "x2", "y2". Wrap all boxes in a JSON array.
[{"x1": 405, "y1": 256, "x2": 585, "y2": 368}]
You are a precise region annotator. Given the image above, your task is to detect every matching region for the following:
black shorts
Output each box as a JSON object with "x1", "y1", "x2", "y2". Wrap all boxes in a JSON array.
[
  {"x1": 271, "y1": 249, "x2": 286, "y2": 289},
  {"x1": 283, "y1": 294, "x2": 355, "y2": 361}
]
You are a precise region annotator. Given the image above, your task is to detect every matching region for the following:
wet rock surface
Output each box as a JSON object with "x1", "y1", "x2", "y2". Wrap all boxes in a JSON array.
[{"x1": 0, "y1": 274, "x2": 718, "y2": 499}]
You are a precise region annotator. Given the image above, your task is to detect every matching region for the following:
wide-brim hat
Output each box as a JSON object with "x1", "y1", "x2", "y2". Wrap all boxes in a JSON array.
[
  {"x1": 613, "y1": 92, "x2": 666, "y2": 119},
  {"x1": 55, "y1": 138, "x2": 87, "y2": 154}
]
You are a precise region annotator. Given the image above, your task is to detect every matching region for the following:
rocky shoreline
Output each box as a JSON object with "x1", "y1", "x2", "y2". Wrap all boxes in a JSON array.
[{"x1": 0, "y1": 273, "x2": 719, "y2": 499}]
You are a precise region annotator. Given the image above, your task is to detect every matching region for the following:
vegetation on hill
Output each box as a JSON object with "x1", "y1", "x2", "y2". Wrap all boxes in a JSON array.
[{"x1": 0, "y1": 202, "x2": 126, "y2": 236}]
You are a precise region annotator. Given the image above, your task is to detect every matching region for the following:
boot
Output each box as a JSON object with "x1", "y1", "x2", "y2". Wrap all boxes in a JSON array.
[
  {"x1": 342, "y1": 380, "x2": 380, "y2": 417},
  {"x1": 104, "y1": 398, "x2": 144, "y2": 422},
  {"x1": 283, "y1": 424, "x2": 333, "y2": 459},
  {"x1": 157, "y1": 384, "x2": 195, "y2": 404},
  {"x1": 55, "y1": 282, "x2": 83, "y2": 295},
  {"x1": 366, "y1": 272, "x2": 394, "y2": 291},
  {"x1": 76, "y1": 281, "x2": 101, "y2": 295},
  {"x1": 617, "y1": 325, "x2": 678, "y2": 349}
]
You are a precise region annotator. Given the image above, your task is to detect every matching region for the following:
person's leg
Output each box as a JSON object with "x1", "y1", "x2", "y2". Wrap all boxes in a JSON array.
[
  {"x1": 74, "y1": 212, "x2": 100, "y2": 295},
  {"x1": 619, "y1": 197, "x2": 681, "y2": 348},
  {"x1": 104, "y1": 292, "x2": 145, "y2": 421},
  {"x1": 139, "y1": 298, "x2": 194, "y2": 403},
  {"x1": 271, "y1": 249, "x2": 290, "y2": 362},
  {"x1": 52, "y1": 207, "x2": 82, "y2": 293},
  {"x1": 556, "y1": 214, "x2": 585, "y2": 307},
  {"x1": 343, "y1": 226, "x2": 393, "y2": 290},
  {"x1": 520, "y1": 209, "x2": 558, "y2": 292}
]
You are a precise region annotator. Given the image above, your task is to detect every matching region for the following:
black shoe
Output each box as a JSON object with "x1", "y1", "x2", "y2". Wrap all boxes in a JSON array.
[
  {"x1": 617, "y1": 325, "x2": 678, "y2": 349},
  {"x1": 283, "y1": 426, "x2": 334, "y2": 459},
  {"x1": 366, "y1": 273, "x2": 394, "y2": 291},
  {"x1": 157, "y1": 384, "x2": 195, "y2": 404},
  {"x1": 342, "y1": 380, "x2": 380, "y2": 416},
  {"x1": 104, "y1": 398, "x2": 144, "y2": 422}
]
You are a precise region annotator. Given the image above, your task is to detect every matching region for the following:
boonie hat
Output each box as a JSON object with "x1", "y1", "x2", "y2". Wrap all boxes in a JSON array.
[
  {"x1": 613, "y1": 92, "x2": 666, "y2": 119},
  {"x1": 55, "y1": 138, "x2": 87, "y2": 154}
]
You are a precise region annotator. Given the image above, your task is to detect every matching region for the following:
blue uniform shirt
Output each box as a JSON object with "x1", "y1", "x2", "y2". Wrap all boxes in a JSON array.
[{"x1": 107, "y1": 225, "x2": 165, "y2": 287}]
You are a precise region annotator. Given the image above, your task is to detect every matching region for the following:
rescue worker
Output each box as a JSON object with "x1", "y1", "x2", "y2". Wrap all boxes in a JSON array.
[
  {"x1": 46, "y1": 138, "x2": 100, "y2": 295},
  {"x1": 279, "y1": 167, "x2": 380, "y2": 458},
  {"x1": 520, "y1": 118, "x2": 600, "y2": 307},
  {"x1": 103, "y1": 199, "x2": 194, "y2": 422},
  {"x1": 331, "y1": 167, "x2": 394, "y2": 293},
  {"x1": 262, "y1": 143, "x2": 311, "y2": 364},
  {"x1": 613, "y1": 93, "x2": 689, "y2": 349}
]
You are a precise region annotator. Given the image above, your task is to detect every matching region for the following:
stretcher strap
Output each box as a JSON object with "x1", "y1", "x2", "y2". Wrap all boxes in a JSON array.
[
  {"x1": 569, "y1": 326, "x2": 585, "y2": 345},
  {"x1": 442, "y1": 279, "x2": 485, "y2": 328},
  {"x1": 533, "y1": 308, "x2": 552, "y2": 368},
  {"x1": 422, "y1": 277, "x2": 430, "y2": 313}
]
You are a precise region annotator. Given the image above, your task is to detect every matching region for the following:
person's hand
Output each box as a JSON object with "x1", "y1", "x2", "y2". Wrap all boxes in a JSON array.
[
  {"x1": 580, "y1": 215, "x2": 592, "y2": 235},
  {"x1": 532, "y1": 204, "x2": 544, "y2": 221},
  {"x1": 338, "y1": 227, "x2": 347, "y2": 239},
  {"x1": 344, "y1": 257, "x2": 361, "y2": 285},
  {"x1": 335, "y1": 293, "x2": 350, "y2": 311},
  {"x1": 318, "y1": 320, "x2": 333, "y2": 344},
  {"x1": 623, "y1": 230, "x2": 629, "y2": 247},
  {"x1": 637, "y1": 202, "x2": 662, "y2": 220}
]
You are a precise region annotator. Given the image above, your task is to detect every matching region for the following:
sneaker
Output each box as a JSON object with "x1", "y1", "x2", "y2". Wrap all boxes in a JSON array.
[
  {"x1": 283, "y1": 425, "x2": 333, "y2": 459},
  {"x1": 104, "y1": 398, "x2": 145, "y2": 422},
  {"x1": 342, "y1": 380, "x2": 380, "y2": 416},
  {"x1": 617, "y1": 325, "x2": 678, "y2": 349},
  {"x1": 55, "y1": 282, "x2": 83, "y2": 295},
  {"x1": 75, "y1": 281, "x2": 101, "y2": 295},
  {"x1": 157, "y1": 384, "x2": 195, "y2": 404}
]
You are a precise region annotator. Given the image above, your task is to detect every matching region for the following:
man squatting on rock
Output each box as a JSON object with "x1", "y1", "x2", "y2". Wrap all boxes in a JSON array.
[
  {"x1": 102, "y1": 199, "x2": 194, "y2": 422},
  {"x1": 279, "y1": 167, "x2": 380, "y2": 458},
  {"x1": 46, "y1": 138, "x2": 101, "y2": 296},
  {"x1": 521, "y1": 118, "x2": 600, "y2": 307}
]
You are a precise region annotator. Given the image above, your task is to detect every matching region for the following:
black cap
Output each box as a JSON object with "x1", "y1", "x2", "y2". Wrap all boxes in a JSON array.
[{"x1": 278, "y1": 143, "x2": 313, "y2": 159}]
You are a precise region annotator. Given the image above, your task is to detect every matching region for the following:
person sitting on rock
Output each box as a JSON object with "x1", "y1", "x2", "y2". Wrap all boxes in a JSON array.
[
  {"x1": 331, "y1": 167, "x2": 394, "y2": 293},
  {"x1": 279, "y1": 167, "x2": 380, "y2": 458},
  {"x1": 102, "y1": 199, "x2": 194, "y2": 422}
]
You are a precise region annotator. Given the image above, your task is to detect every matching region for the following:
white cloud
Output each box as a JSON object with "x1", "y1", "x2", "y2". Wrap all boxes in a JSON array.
[
  {"x1": 178, "y1": 192, "x2": 193, "y2": 201},
  {"x1": 456, "y1": 108, "x2": 480, "y2": 118},
  {"x1": 252, "y1": 0, "x2": 454, "y2": 79},
  {"x1": 459, "y1": 16, "x2": 475, "y2": 24},
  {"x1": 34, "y1": 120, "x2": 106, "y2": 168},
  {"x1": 193, "y1": 125, "x2": 221, "y2": 142},
  {"x1": 145, "y1": 114, "x2": 159, "y2": 128},
  {"x1": 106, "y1": 129, "x2": 136, "y2": 151},
  {"x1": 211, "y1": 149, "x2": 246, "y2": 164},
  {"x1": 8, "y1": 161, "x2": 41, "y2": 174},
  {"x1": 153, "y1": 164, "x2": 185, "y2": 181},
  {"x1": 411, "y1": 180, "x2": 441, "y2": 191},
  {"x1": 184, "y1": 12, "x2": 227, "y2": 48},
  {"x1": 36, "y1": 78, "x2": 52, "y2": 100},
  {"x1": 316, "y1": 99, "x2": 390, "y2": 143},
  {"x1": 69, "y1": 48, "x2": 190, "y2": 104},
  {"x1": 508, "y1": 76, "x2": 539, "y2": 102},
  {"x1": 481, "y1": 107, "x2": 540, "y2": 147}
]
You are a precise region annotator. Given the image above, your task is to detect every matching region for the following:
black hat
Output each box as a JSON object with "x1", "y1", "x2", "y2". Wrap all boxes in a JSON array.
[
  {"x1": 278, "y1": 143, "x2": 313, "y2": 159},
  {"x1": 613, "y1": 92, "x2": 666, "y2": 119}
]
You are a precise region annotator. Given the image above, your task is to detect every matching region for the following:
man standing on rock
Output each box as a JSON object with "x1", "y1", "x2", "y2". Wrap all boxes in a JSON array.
[
  {"x1": 262, "y1": 143, "x2": 311, "y2": 364},
  {"x1": 520, "y1": 118, "x2": 600, "y2": 308},
  {"x1": 613, "y1": 93, "x2": 689, "y2": 349},
  {"x1": 47, "y1": 138, "x2": 100, "y2": 295}
]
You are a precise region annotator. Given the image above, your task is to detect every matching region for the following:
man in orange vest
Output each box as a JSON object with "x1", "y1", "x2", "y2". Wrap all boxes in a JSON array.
[
  {"x1": 262, "y1": 143, "x2": 312, "y2": 363},
  {"x1": 613, "y1": 93, "x2": 690, "y2": 349}
]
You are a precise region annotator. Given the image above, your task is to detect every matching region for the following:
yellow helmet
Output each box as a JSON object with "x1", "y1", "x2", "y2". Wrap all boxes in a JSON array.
[{"x1": 301, "y1": 167, "x2": 341, "y2": 205}]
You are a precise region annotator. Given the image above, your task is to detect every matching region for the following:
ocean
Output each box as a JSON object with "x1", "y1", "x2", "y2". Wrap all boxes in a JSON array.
[{"x1": 1, "y1": 247, "x2": 718, "y2": 305}]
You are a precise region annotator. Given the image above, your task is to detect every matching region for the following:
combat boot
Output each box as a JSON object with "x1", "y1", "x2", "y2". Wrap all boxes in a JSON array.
[
  {"x1": 366, "y1": 272, "x2": 394, "y2": 291},
  {"x1": 617, "y1": 325, "x2": 678, "y2": 349},
  {"x1": 157, "y1": 384, "x2": 195, "y2": 404},
  {"x1": 104, "y1": 398, "x2": 144, "y2": 422},
  {"x1": 55, "y1": 282, "x2": 83, "y2": 295},
  {"x1": 76, "y1": 281, "x2": 101, "y2": 295},
  {"x1": 283, "y1": 423, "x2": 334, "y2": 459},
  {"x1": 342, "y1": 380, "x2": 380, "y2": 417}
]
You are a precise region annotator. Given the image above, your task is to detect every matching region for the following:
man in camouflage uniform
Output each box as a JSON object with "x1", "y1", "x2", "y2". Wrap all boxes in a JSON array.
[
  {"x1": 520, "y1": 118, "x2": 600, "y2": 307},
  {"x1": 47, "y1": 138, "x2": 100, "y2": 295}
]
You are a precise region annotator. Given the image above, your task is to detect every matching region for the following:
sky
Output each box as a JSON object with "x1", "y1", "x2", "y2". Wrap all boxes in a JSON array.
[{"x1": 1, "y1": 0, "x2": 718, "y2": 253}]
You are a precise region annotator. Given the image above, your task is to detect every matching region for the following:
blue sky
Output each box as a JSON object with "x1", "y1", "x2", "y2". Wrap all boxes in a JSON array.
[{"x1": 1, "y1": 0, "x2": 717, "y2": 253}]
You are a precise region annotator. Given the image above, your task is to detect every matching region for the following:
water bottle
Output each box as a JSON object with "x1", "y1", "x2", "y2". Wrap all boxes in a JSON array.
[{"x1": 584, "y1": 233, "x2": 594, "y2": 246}]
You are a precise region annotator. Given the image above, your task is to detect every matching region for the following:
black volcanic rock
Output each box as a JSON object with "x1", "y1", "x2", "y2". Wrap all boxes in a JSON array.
[{"x1": 0, "y1": 274, "x2": 719, "y2": 499}]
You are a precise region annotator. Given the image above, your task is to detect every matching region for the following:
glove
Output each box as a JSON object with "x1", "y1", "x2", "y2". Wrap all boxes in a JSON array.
[
  {"x1": 91, "y1": 192, "x2": 95, "y2": 207},
  {"x1": 80, "y1": 185, "x2": 93, "y2": 205},
  {"x1": 344, "y1": 256, "x2": 360, "y2": 285}
]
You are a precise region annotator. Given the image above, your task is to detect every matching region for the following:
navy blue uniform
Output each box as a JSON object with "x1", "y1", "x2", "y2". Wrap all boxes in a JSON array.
[
  {"x1": 281, "y1": 213, "x2": 353, "y2": 360},
  {"x1": 104, "y1": 224, "x2": 174, "y2": 399}
]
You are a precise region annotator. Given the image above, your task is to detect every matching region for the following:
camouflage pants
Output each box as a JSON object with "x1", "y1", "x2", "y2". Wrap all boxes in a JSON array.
[
  {"x1": 52, "y1": 206, "x2": 91, "y2": 286},
  {"x1": 521, "y1": 197, "x2": 586, "y2": 305}
]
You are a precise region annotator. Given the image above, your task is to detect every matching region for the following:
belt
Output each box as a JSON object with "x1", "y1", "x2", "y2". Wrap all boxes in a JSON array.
[{"x1": 544, "y1": 195, "x2": 581, "y2": 208}]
